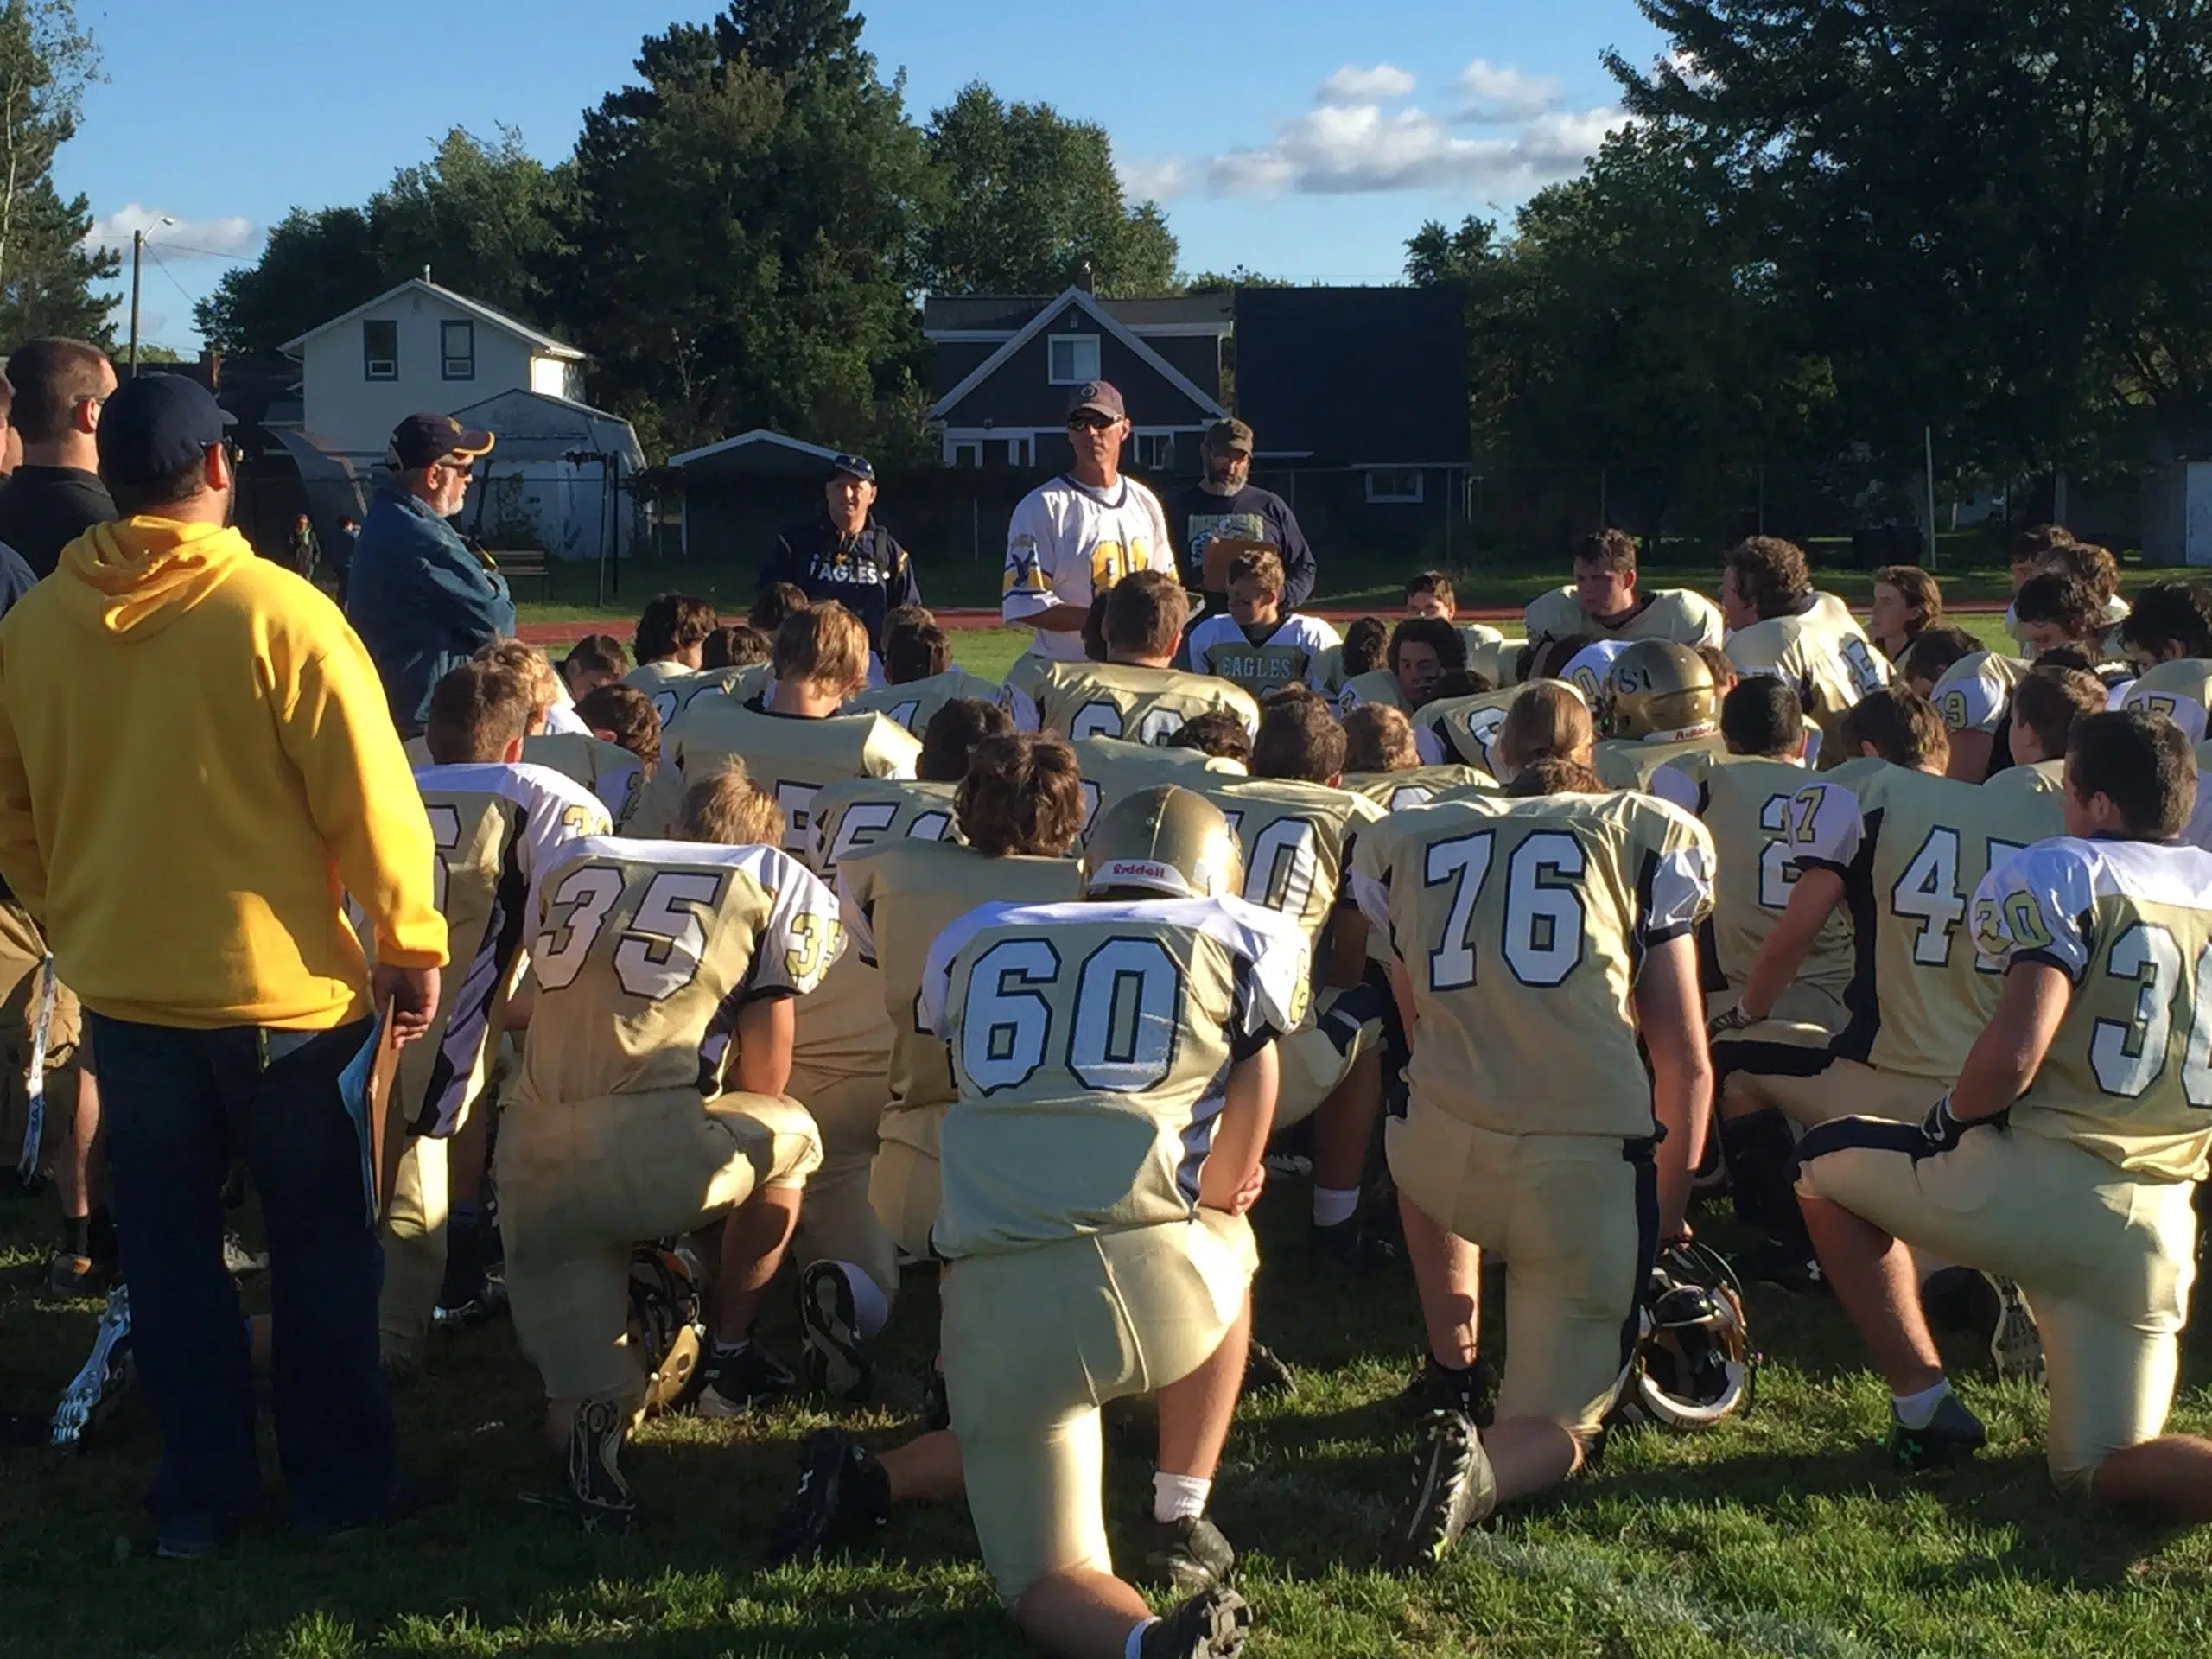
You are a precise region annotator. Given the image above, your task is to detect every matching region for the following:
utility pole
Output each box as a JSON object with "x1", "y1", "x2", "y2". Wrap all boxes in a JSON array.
[{"x1": 127, "y1": 228, "x2": 142, "y2": 372}]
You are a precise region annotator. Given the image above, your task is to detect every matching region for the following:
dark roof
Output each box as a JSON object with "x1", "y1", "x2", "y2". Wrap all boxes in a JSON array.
[
  {"x1": 1235, "y1": 287, "x2": 1469, "y2": 466},
  {"x1": 924, "y1": 290, "x2": 1232, "y2": 336}
]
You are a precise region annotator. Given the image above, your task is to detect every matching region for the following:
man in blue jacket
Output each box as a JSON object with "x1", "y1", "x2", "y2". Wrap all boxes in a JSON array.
[{"x1": 347, "y1": 413, "x2": 515, "y2": 734}]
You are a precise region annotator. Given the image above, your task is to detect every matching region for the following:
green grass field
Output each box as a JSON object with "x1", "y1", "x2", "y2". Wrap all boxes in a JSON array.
[{"x1": 2, "y1": 605, "x2": 2204, "y2": 1658}]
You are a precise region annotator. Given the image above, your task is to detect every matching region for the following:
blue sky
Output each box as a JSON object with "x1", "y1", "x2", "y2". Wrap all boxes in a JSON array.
[{"x1": 60, "y1": 0, "x2": 1669, "y2": 352}]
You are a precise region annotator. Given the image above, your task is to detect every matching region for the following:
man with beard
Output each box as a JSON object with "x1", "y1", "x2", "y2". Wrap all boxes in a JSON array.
[{"x1": 1167, "y1": 419, "x2": 1316, "y2": 618}]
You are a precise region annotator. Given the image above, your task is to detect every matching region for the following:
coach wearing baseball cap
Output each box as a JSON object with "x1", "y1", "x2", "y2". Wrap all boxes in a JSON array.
[
  {"x1": 1166, "y1": 416, "x2": 1316, "y2": 619},
  {"x1": 346, "y1": 411, "x2": 516, "y2": 735},
  {"x1": 757, "y1": 452, "x2": 919, "y2": 650},
  {"x1": 0, "y1": 373, "x2": 446, "y2": 1553}
]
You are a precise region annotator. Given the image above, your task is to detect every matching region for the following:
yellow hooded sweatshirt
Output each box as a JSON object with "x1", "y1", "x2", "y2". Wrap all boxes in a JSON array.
[{"x1": 0, "y1": 517, "x2": 446, "y2": 1029}]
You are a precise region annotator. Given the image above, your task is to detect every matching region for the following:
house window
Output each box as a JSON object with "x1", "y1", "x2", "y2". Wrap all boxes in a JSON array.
[
  {"x1": 363, "y1": 320, "x2": 397, "y2": 381},
  {"x1": 441, "y1": 321, "x2": 475, "y2": 380},
  {"x1": 1048, "y1": 334, "x2": 1101, "y2": 385},
  {"x1": 953, "y1": 442, "x2": 982, "y2": 468},
  {"x1": 1135, "y1": 433, "x2": 1174, "y2": 470},
  {"x1": 1364, "y1": 468, "x2": 1425, "y2": 504}
]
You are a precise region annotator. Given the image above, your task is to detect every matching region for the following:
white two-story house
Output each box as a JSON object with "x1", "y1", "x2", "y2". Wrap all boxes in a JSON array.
[{"x1": 270, "y1": 276, "x2": 644, "y2": 562}]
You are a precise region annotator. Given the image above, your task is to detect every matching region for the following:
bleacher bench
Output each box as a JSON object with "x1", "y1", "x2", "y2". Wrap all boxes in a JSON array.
[{"x1": 495, "y1": 550, "x2": 552, "y2": 600}]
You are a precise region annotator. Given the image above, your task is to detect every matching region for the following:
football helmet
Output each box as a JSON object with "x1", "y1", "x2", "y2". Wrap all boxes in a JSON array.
[
  {"x1": 1608, "y1": 641, "x2": 1718, "y2": 740},
  {"x1": 626, "y1": 1243, "x2": 705, "y2": 1421},
  {"x1": 1617, "y1": 1242, "x2": 1756, "y2": 1428},
  {"x1": 1083, "y1": 785, "x2": 1243, "y2": 900}
]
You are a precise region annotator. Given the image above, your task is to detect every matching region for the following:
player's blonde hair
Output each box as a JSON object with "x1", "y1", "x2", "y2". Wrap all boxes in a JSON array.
[
  {"x1": 679, "y1": 764, "x2": 784, "y2": 847},
  {"x1": 1344, "y1": 704, "x2": 1420, "y2": 773},
  {"x1": 474, "y1": 638, "x2": 562, "y2": 726},
  {"x1": 1506, "y1": 756, "x2": 1606, "y2": 797},
  {"x1": 773, "y1": 601, "x2": 871, "y2": 696},
  {"x1": 958, "y1": 734, "x2": 1084, "y2": 857},
  {"x1": 1498, "y1": 683, "x2": 1593, "y2": 772}
]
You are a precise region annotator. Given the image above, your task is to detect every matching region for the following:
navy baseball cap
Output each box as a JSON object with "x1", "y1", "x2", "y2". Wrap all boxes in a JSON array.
[
  {"x1": 95, "y1": 373, "x2": 233, "y2": 486},
  {"x1": 830, "y1": 453, "x2": 875, "y2": 484},
  {"x1": 387, "y1": 411, "x2": 494, "y2": 471}
]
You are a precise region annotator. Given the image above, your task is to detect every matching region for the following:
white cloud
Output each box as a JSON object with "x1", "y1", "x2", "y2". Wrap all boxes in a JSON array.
[
  {"x1": 1318, "y1": 63, "x2": 1416, "y2": 104},
  {"x1": 85, "y1": 203, "x2": 257, "y2": 259},
  {"x1": 1116, "y1": 156, "x2": 1189, "y2": 201},
  {"x1": 1455, "y1": 59, "x2": 1562, "y2": 123},
  {"x1": 1207, "y1": 101, "x2": 1618, "y2": 197}
]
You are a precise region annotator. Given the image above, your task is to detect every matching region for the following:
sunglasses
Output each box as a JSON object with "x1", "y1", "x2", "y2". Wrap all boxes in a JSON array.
[{"x1": 1066, "y1": 414, "x2": 1118, "y2": 432}]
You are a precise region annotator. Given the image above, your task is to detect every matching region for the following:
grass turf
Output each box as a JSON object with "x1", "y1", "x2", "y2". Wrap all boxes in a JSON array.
[
  {"x1": 2, "y1": 1183, "x2": 2208, "y2": 1657},
  {"x1": 2, "y1": 609, "x2": 2201, "y2": 1657}
]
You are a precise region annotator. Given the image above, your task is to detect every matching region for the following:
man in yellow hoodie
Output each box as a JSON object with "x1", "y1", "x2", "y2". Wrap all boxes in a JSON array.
[{"x1": 0, "y1": 375, "x2": 447, "y2": 1555}]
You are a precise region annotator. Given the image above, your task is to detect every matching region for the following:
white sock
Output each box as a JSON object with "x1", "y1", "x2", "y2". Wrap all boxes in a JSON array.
[
  {"x1": 1125, "y1": 1618, "x2": 1157, "y2": 1659},
  {"x1": 829, "y1": 1259, "x2": 893, "y2": 1340},
  {"x1": 1891, "y1": 1377, "x2": 1953, "y2": 1429},
  {"x1": 1153, "y1": 1471, "x2": 1211, "y2": 1523},
  {"x1": 1312, "y1": 1186, "x2": 1360, "y2": 1228}
]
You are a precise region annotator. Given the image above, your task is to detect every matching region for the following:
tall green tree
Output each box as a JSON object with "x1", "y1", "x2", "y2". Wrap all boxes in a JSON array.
[
  {"x1": 0, "y1": 0, "x2": 113, "y2": 343},
  {"x1": 196, "y1": 129, "x2": 568, "y2": 356},
  {"x1": 918, "y1": 83, "x2": 1177, "y2": 296},
  {"x1": 561, "y1": 0, "x2": 930, "y2": 456},
  {"x1": 1614, "y1": 1, "x2": 2212, "y2": 476}
]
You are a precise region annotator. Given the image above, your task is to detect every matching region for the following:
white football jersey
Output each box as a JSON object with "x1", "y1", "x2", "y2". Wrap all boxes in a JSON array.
[{"x1": 1001, "y1": 475, "x2": 1176, "y2": 662}]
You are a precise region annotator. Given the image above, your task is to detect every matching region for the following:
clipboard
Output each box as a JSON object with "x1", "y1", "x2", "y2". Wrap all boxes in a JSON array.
[
  {"x1": 1201, "y1": 536, "x2": 1278, "y2": 594},
  {"x1": 365, "y1": 998, "x2": 404, "y2": 1220}
]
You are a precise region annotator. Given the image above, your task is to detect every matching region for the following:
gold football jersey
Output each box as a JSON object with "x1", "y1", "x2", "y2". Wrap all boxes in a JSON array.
[
  {"x1": 2120, "y1": 658, "x2": 2212, "y2": 746},
  {"x1": 1343, "y1": 765, "x2": 1497, "y2": 812},
  {"x1": 922, "y1": 894, "x2": 1311, "y2": 1257},
  {"x1": 1649, "y1": 750, "x2": 1850, "y2": 997},
  {"x1": 810, "y1": 775, "x2": 958, "y2": 884},
  {"x1": 1010, "y1": 660, "x2": 1260, "y2": 747},
  {"x1": 403, "y1": 763, "x2": 611, "y2": 1135},
  {"x1": 1971, "y1": 836, "x2": 2212, "y2": 1181},
  {"x1": 1185, "y1": 613, "x2": 1343, "y2": 698},
  {"x1": 633, "y1": 666, "x2": 756, "y2": 728},
  {"x1": 1351, "y1": 791, "x2": 1716, "y2": 1139},
  {"x1": 515, "y1": 836, "x2": 841, "y2": 1108},
  {"x1": 1726, "y1": 602, "x2": 1891, "y2": 761},
  {"x1": 628, "y1": 696, "x2": 921, "y2": 847},
  {"x1": 1931, "y1": 650, "x2": 2031, "y2": 736},
  {"x1": 1523, "y1": 586, "x2": 1726, "y2": 650},
  {"x1": 1179, "y1": 775, "x2": 1386, "y2": 944},
  {"x1": 839, "y1": 841, "x2": 1082, "y2": 1153},
  {"x1": 1334, "y1": 669, "x2": 1406, "y2": 718},
  {"x1": 1071, "y1": 734, "x2": 1247, "y2": 833},
  {"x1": 842, "y1": 666, "x2": 1004, "y2": 738},
  {"x1": 1414, "y1": 684, "x2": 1574, "y2": 774},
  {"x1": 1983, "y1": 759, "x2": 2068, "y2": 807},
  {"x1": 523, "y1": 732, "x2": 649, "y2": 830},
  {"x1": 1787, "y1": 757, "x2": 2063, "y2": 1078},
  {"x1": 1594, "y1": 733, "x2": 1728, "y2": 791}
]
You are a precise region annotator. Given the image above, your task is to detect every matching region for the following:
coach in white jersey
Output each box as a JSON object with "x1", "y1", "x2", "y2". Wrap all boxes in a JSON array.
[{"x1": 1001, "y1": 379, "x2": 1176, "y2": 664}]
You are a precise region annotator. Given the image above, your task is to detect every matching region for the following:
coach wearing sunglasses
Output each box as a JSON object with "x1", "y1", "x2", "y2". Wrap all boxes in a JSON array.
[
  {"x1": 346, "y1": 412, "x2": 516, "y2": 736},
  {"x1": 1001, "y1": 380, "x2": 1177, "y2": 663}
]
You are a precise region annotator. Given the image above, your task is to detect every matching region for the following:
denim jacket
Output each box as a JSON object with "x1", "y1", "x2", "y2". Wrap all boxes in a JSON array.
[{"x1": 345, "y1": 482, "x2": 515, "y2": 732}]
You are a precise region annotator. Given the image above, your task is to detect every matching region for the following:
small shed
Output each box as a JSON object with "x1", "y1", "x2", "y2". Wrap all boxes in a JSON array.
[
  {"x1": 668, "y1": 429, "x2": 847, "y2": 565},
  {"x1": 448, "y1": 388, "x2": 645, "y2": 563}
]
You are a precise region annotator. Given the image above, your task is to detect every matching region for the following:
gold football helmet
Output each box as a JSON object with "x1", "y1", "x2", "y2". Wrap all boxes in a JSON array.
[
  {"x1": 1609, "y1": 641, "x2": 1719, "y2": 740},
  {"x1": 1083, "y1": 785, "x2": 1243, "y2": 899}
]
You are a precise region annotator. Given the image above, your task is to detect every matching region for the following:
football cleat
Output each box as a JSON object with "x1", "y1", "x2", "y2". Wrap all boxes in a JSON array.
[
  {"x1": 432, "y1": 1278, "x2": 510, "y2": 1331},
  {"x1": 798, "y1": 1260, "x2": 875, "y2": 1403},
  {"x1": 1312, "y1": 1214, "x2": 1397, "y2": 1276},
  {"x1": 1887, "y1": 1389, "x2": 1986, "y2": 1471},
  {"x1": 1241, "y1": 1340, "x2": 1296, "y2": 1399},
  {"x1": 51, "y1": 1283, "x2": 133, "y2": 1449},
  {"x1": 220, "y1": 1232, "x2": 267, "y2": 1278},
  {"x1": 766, "y1": 1427, "x2": 891, "y2": 1564},
  {"x1": 1139, "y1": 1586, "x2": 1253, "y2": 1659},
  {"x1": 1141, "y1": 1513, "x2": 1237, "y2": 1595},
  {"x1": 1987, "y1": 1278, "x2": 2044, "y2": 1383},
  {"x1": 45, "y1": 1250, "x2": 105, "y2": 1298},
  {"x1": 1397, "y1": 1353, "x2": 1496, "y2": 1428},
  {"x1": 1383, "y1": 1408, "x2": 1498, "y2": 1570},
  {"x1": 524, "y1": 1395, "x2": 636, "y2": 1533},
  {"x1": 1923, "y1": 1268, "x2": 2044, "y2": 1382},
  {"x1": 697, "y1": 1339, "x2": 798, "y2": 1418}
]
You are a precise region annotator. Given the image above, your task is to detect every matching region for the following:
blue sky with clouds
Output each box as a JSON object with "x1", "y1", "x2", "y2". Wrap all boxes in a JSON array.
[{"x1": 61, "y1": 0, "x2": 1669, "y2": 351}]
